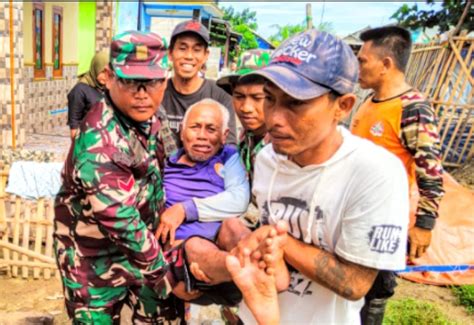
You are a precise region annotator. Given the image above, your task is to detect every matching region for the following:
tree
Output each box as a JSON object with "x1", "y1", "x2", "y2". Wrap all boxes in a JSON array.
[
  {"x1": 268, "y1": 22, "x2": 306, "y2": 47},
  {"x1": 221, "y1": 6, "x2": 259, "y2": 51},
  {"x1": 222, "y1": 6, "x2": 258, "y2": 30},
  {"x1": 391, "y1": 0, "x2": 473, "y2": 36},
  {"x1": 268, "y1": 21, "x2": 334, "y2": 47}
]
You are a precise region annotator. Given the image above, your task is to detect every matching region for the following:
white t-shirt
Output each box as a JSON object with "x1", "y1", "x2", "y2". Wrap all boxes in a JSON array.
[{"x1": 239, "y1": 127, "x2": 409, "y2": 324}]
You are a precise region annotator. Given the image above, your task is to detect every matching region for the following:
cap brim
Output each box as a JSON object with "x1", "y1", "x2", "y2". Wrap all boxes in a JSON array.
[
  {"x1": 113, "y1": 64, "x2": 167, "y2": 80},
  {"x1": 216, "y1": 74, "x2": 239, "y2": 88},
  {"x1": 247, "y1": 65, "x2": 331, "y2": 100},
  {"x1": 217, "y1": 68, "x2": 264, "y2": 90},
  {"x1": 171, "y1": 31, "x2": 209, "y2": 45}
]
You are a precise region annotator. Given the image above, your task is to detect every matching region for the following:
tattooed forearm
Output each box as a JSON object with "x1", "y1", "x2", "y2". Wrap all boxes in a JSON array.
[
  {"x1": 284, "y1": 236, "x2": 378, "y2": 301},
  {"x1": 312, "y1": 253, "x2": 377, "y2": 300}
]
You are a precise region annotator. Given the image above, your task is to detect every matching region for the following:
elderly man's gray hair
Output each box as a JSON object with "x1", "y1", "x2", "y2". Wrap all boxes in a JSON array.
[{"x1": 181, "y1": 98, "x2": 230, "y2": 130}]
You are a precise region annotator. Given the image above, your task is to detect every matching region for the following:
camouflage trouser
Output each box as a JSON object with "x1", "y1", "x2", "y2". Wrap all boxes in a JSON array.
[{"x1": 55, "y1": 245, "x2": 183, "y2": 324}]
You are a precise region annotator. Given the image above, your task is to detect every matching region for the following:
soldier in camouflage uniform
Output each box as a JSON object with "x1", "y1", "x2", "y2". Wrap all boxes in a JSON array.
[
  {"x1": 217, "y1": 50, "x2": 272, "y2": 189},
  {"x1": 54, "y1": 31, "x2": 185, "y2": 324}
]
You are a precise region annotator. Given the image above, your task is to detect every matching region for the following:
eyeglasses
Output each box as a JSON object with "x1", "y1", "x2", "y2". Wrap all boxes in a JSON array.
[{"x1": 114, "y1": 74, "x2": 166, "y2": 93}]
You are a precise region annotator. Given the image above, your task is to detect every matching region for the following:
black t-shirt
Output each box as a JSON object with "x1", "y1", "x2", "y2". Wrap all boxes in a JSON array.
[
  {"x1": 67, "y1": 83, "x2": 103, "y2": 129},
  {"x1": 161, "y1": 78, "x2": 237, "y2": 144}
]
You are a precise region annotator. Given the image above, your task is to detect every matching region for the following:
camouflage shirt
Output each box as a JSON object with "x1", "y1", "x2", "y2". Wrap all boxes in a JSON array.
[
  {"x1": 238, "y1": 130, "x2": 271, "y2": 187},
  {"x1": 54, "y1": 93, "x2": 173, "y2": 285}
]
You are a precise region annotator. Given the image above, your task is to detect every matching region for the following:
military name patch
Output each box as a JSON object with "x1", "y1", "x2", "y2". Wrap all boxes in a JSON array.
[{"x1": 112, "y1": 152, "x2": 134, "y2": 167}]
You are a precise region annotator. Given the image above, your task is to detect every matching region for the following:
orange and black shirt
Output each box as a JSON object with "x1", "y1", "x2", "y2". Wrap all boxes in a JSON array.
[{"x1": 351, "y1": 90, "x2": 444, "y2": 230}]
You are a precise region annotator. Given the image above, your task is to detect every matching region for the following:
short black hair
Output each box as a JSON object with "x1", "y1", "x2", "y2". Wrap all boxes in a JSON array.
[
  {"x1": 169, "y1": 32, "x2": 208, "y2": 51},
  {"x1": 360, "y1": 25, "x2": 412, "y2": 72},
  {"x1": 327, "y1": 89, "x2": 341, "y2": 102}
]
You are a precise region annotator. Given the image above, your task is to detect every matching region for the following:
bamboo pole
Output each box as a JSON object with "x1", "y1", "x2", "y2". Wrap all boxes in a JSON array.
[
  {"x1": 449, "y1": 38, "x2": 474, "y2": 86},
  {"x1": 433, "y1": 43, "x2": 457, "y2": 101},
  {"x1": 458, "y1": 114, "x2": 474, "y2": 160},
  {"x1": 44, "y1": 202, "x2": 54, "y2": 279},
  {"x1": 449, "y1": 51, "x2": 474, "y2": 163},
  {"x1": 431, "y1": 101, "x2": 474, "y2": 108},
  {"x1": 411, "y1": 45, "x2": 443, "y2": 53},
  {"x1": 2, "y1": 217, "x2": 52, "y2": 226},
  {"x1": 444, "y1": 109, "x2": 466, "y2": 162},
  {"x1": 453, "y1": 36, "x2": 474, "y2": 41},
  {"x1": 11, "y1": 197, "x2": 21, "y2": 277},
  {"x1": 439, "y1": 39, "x2": 468, "y2": 161},
  {"x1": 0, "y1": 205, "x2": 11, "y2": 277},
  {"x1": 33, "y1": 199, "x2": 45, "y2": 278},
  {"x1": 21, "y1": 201, "x2": 31, "y2": 278},
  {"x1": 424, "y1": 47, "x2": 447, "y2": 98},
  {"x1": 437, "y1": 41, "x2": 464, "y2": 147},
  {"x1": 0, "y1": 259, "x2": 57, "y2": 269},
  {"x1": 9, "y1": 0, "x2": 16, "y2": 149},
  {"x1": 306, "y1": 3, "x2": 313, "y2": 30},
  {"x1": 0, "y1": 240, "x2": 55, "y2": 264}
]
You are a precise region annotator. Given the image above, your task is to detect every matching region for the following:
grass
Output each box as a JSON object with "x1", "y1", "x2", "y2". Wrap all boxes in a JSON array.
[
  {"x1": 451, "y1": 285, "x2": 474, "y2": 315},
  {"x1": 383, "y1": 298, "x2": 457, "y2": 325}
]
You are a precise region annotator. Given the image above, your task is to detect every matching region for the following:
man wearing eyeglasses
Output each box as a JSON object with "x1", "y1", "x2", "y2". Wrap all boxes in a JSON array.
[{"x1": 54, "y1": 31, "x2": 190, "y2": 324}]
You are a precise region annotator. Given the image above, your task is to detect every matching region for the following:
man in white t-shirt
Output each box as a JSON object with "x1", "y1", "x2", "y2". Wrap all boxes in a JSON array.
[{"x1": 235, "y1": 29, "x2": 410, "y2": 324}]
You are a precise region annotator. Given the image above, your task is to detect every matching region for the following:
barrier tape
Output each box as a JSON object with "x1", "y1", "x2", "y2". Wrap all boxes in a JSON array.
[
  {"x1": 396, "y1": 264, "x2": 474, "y2": 273},
  {"x1": 49, "y1": 107, "x2": 68, "y2": 116}
]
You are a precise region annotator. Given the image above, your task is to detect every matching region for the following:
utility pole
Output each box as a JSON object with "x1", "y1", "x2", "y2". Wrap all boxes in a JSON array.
[{"x1": 306, "y1": 3, "x2": 313, "y2": 30}]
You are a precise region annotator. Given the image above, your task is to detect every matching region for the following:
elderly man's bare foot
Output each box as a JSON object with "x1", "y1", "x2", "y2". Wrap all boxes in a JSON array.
[
  {"x1": 253, "y1": 221, "x2": 290, "y2": 292},
  {"x1": 226, "y1": 250, "x2": 279, "y2": 325}
]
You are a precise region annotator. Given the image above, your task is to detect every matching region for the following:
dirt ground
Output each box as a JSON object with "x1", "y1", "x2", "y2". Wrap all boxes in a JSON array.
[{"x1": 0, "y1": 275, "x2": 473, "y2": 324}]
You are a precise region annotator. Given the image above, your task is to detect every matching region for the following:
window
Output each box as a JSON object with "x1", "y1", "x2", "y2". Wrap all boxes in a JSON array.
[
  {"x1": 52, "y1": 6, "x2": 63, "y2": 77},
  {"x1": 33, "y1": 3, "x2": 45, "y2": 78}
]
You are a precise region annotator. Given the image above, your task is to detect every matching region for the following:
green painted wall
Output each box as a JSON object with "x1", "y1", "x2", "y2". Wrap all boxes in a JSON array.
[{"x1": 78, "y1": 2, "x2": 96, "y2": 75}]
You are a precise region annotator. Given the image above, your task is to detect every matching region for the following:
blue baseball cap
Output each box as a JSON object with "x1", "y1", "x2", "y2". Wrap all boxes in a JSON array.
[{"x1": 247, "y1": 30, "x2": 359, "y2": 100}]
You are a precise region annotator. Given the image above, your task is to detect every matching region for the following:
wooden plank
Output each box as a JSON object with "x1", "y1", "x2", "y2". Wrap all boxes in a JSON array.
[
  {"x1": 11, "y1": 197, "x2": 21, "y2": 277},
  {"x1": 21, "y1": 201, "x2": 32, "y2": 278},
  {"x1": 43, "y1": 201, "x2": 54, "y2": 279},
  {"x1": 33, "y1": 199, "x2": 45, "y2": 279}
]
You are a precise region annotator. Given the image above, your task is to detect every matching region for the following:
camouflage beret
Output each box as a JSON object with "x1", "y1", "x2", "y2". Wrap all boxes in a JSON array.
[
  {"x1": 217, "y1": 49, "x2": 272, "y2": 92},
  {"x1": 110, "y1": 31, "x2": 169, "y2": 80}
]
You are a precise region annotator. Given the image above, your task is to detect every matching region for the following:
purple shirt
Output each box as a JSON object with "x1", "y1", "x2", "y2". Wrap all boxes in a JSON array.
[{"x1": 164, "y1": 145, "x2": 238, "y2": 240}]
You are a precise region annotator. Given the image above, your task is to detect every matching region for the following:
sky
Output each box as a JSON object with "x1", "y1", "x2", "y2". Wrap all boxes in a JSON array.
[{"x1": 223, "y1": 2, "x2": 441, "y2": 39}]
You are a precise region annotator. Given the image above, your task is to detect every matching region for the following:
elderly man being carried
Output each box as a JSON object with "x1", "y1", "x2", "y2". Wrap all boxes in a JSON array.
[{"x1": 156, "y1": 98, "x2": 257, "y2": 308}]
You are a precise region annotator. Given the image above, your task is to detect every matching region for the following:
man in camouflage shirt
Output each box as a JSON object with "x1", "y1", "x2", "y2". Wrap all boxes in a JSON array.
[
  {"x1": 217, "y1": 49, "x2": 272, "y2": 188},
  {"x1": 54, "y1": 31, "x2": 185, "y2": 324}
]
